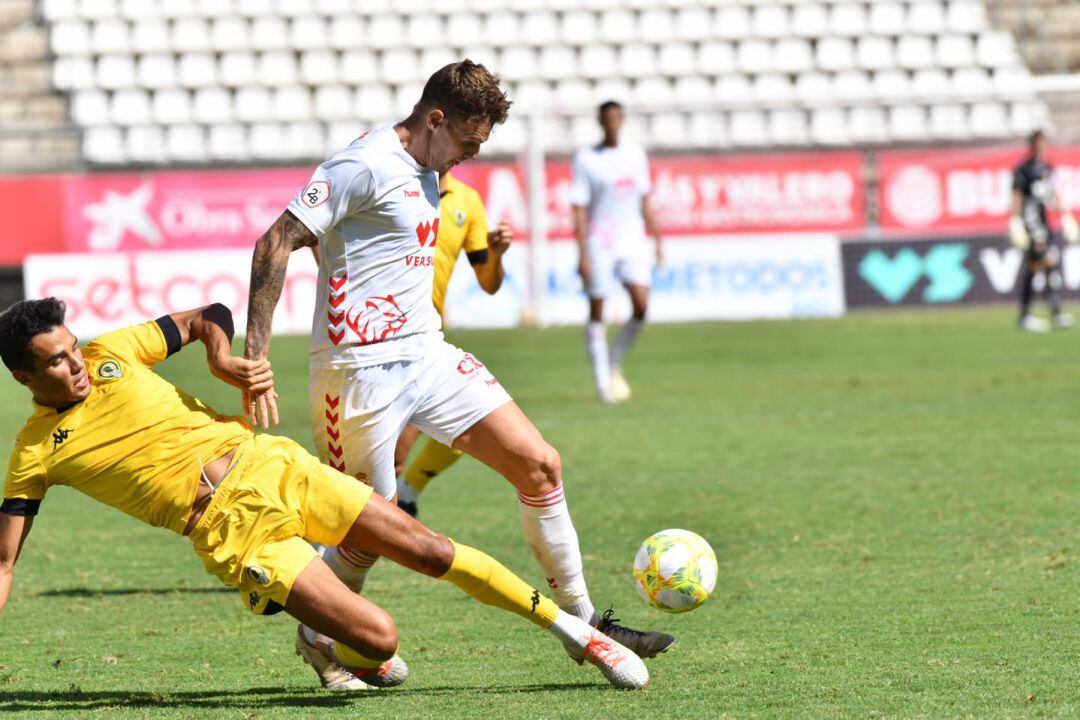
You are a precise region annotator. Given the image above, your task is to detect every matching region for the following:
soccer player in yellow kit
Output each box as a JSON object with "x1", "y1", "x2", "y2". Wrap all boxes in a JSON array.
[
  {"x1": 393, "y1": 170, "x2": 512, "y2": 517},
  {"x1": 0, "y1": 298, "x2": 648, "y2": 690}
]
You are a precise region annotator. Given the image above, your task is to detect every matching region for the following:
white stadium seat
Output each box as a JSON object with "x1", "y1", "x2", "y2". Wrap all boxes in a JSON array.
[
  {"x1": 393, "y1": 83, "x2": 423, "y2": 116},
  {"x1": 249, "y1": 122, "x2": 286, "y2": 160},
  {"x1": 790, "y1": 4, "x2": 827, "y2": 39},
  {"x1": 930, "y1": 104, "x2": 968, "y2": 139},
  {"x1": 659, "y1": 43, "x2": 695, "y2": 77},
  {"x1": 172, "y1": 17, "x2": 210, "y2": 52},
  {"x1": 729, "y1": 110, "x2": 767, "y2": 146},
  {"x1": 908, "y1": 2, "x2": 946, "y2": 35},
  {"x1": 752, "y1": 5, "x2": 788, "y2": 39},
  {"x1": 1010, "y1": 101, "x2": 1046, "y2": 135},
  {"x1": 829, "y1": 3, "x2": 866, "y2": 37},
  {"x1": 131, "y1": 19, "x2": 169, "y2": 53},
  {"x1": 696, "y1": 41, "x2": 735, "y2": 75},
  {"x1": 233, "y1": 86, "x2": 270, "y2": 122},
  {"x1": 366, "y1": 14, "x2": 404, "y2": 50},
  {"x1": 118, "y1": 0, "x2": 158, "y2": 20},
  {"x1": 499, "y1": 47, "x2": 538, "y2": 82},
  {"x1": 969, "y1": 101, "x2": 1008, "y2": 137},
  {"x1": 521, "y1": 11, "x2": 558, "y2": 46},
  {"x1": 251, "y1": 16, "x2": 289, "y2": 51},
  {"x1": 599, "y1": 9, "x2": 635, "y2": 43},
  {"x1": 235, "y1": 0, "x2": 273, "y2": 19},
  {"x1": 354, "y1": 84, "x2": 393, "y2": 122},
  {"x1": 484, "y1": 12, "x2": 521, "y2": 46},
  {"x1": 570, "y1": 115, "x2": 598, "y2": 147},
  {"x1": 72, "y1": 89, "x2": 110, "y2": 125},
  {"x1": 872, "y1": 70, "x2": 911, "y2": 101},
  {"x1": 177, "y1": 54, "x2": 218, "y2": 88},
  {"x1": 291, "y1": 17, "x2": 328, "y2": 51},
  {"x1": 54, "y1": 55, "x2": 96, "y2": 90},
  {"x1": 152, "y1": 88, "x2": 192, "y2": 124},
  {"x1": 673, "y1": 76, "x2": 712, "y2": 106},
  {"x1": 379, "y1": 47, "x2": 420, "y2": 84},
  {"x1": 714, "y1": 6, "x2": 749, "y2": 41},
  {"x1": 638, "y1": 8, "x2": 675, "y2": 43},
  {"x1": 301, "y1": 50, "x2": 340, "y2": 86},
  {"x1": 211, "y1": 17, "x2": 251, "y2": 51},
  {"x1": 447, "y1": 15, "x2": 483, "y2": 49},
  {"x1": 716, "y1": 74, "x2": 752, "y2": 105},
  {"x1": 96, "y1": 55, "x2": 136, "y2": 90},
  {"x1": 91, "y1": 19, "x2": 130, "y2": 54},
  {"x1": 192, "y1": 87, "x2": 233, "y2": 124},
  {"x1": 849, "y1": 106, "x2": 888, "y2": 144},
  {"x1": 773, "y1": 38, "x2": 813, "y2": 74},
  {"x1": 258, "y1": 51, "x2": 298, "y2": 86},
  {"x1": 768, "y1": 109, "x2": 808, "y2": 146},
  {"x1": 328, "y1": 15, "x2": 364, "y2": 50},
  {"x1": 513, "y1": 80, "x2": 553, "y2": 109},
  {"x1": 111, "y1": 88, "x2": 151, "y2": 125},
  {"x1": 650, "y1": 112, "x2": 687, "y2": 147},
  {"x1": 687, "y1": 111, "x2": 725, "y2": 148},
  {"x1": 79, "y1": 0, "x2": 118, "y2": 21},
  {"x1": 83, "y1": 126, "x2": 126, "y2": 164},
  {"x1": 43, "y1": 0, "x2": 79, "y2": 22},
  {"x1": 554, "y1": 78, "x2": 592, "y2": 109},
  {"x1": 580, "y1": 45, "x2": 617, "y2": 80},
  {"x1": 816, "y1": 38, "x2": 855, "y2": 72},
  {"x1": 208, "y1": 124, "x2": 248, "y2": 162},
  {"x1": 127, "y1": 125, "x2": 167, "y2": 163},
  {"x1": 313, "y1": 85, "x2": 354, "y2": 121},
  {"x1": 993, "y1": 67, "x2": 1032, "y2": 97},
  {"x1": 196, "y1": 0, "x2": 234, "y2": 19},
  {"x1": 538, "y1": 46, "x2": 577, "y2": 81},
  {"x1": 754, "y1": 74, "x2": 793, "y2": 104},
  {"x1": 219, "y1": 52, "x2": 257, "y2": 87},
  {"x1": 936, "y1": 35, "x2": 976, "y2": 69},
  {"x1": 283, "y1": 121, "x2": 325, "y2": 160},
  {"x1": 166, "y1": 125, "x2": 207, "y2": 163},
  {"x1": 951, "y1": 67, "x2": 993, "y2": 99},
  {"x1": 868, "y1": 2, "x2": 905, "y2": 36},
  {"x1": 595, "y1": 78, "x2": 632, "y2": 104},
  {"x1": 51, "y1": 20, "x2": 91, "y2": 55},
  {"x1": 560, "y1": 10, "x2": 598, "y2": 45},
  {"x1": 912, "y1": 68, "x2": 952, "y2": 98},
  {"x1": 632, "y1": 77, "x2": 674, "y2": 107},
  {"x1": 620, "y1": 43, "x2": 658, "y2": 78},
  {"x1": 897, "y1": 36, "x2": 935, "y2": 70},
  {"x1": 795, "y1": 72, "x2": 831, "y2": 103},
  {"x1": 737, "y1": 39, "x2": 773, "y2": 74},
  {"x1": 947, "y1": 1, "x2": 988, "y2": 33},
  {"x1": 832, "y1": 71, "x2": 872, "y2": 102},
  {"x1": 857, "y1": 37, "x2": 895, "y2": 71},
  {"x1": 272, "y1": 87, "x2": 313, "y2": 122},
  {"x1": 419, "y1": 47, "x2": 456, "y2": 77},
  {"x1": 889, "y1": 105, "x2": 928, "y2": 142},
  {"x1": 675, "y1": 7, "x2": 711, "y2": 42},
  {"x1": 977, "y1": 31, "x2": 1020, "y2": 68},
  {"x1": 811, "y1": 108, "x2": 850, "y2": 145}
]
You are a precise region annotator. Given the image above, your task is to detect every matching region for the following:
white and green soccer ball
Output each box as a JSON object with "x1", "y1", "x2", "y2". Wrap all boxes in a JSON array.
[{"x1": 633, "y1": 529, "x2": 717, "y2": 613}]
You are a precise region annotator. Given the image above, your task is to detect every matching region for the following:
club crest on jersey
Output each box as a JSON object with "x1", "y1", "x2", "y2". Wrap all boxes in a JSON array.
[
  {"x1": 302, "y1": 180, "x2": 330, "y2": 209},
  {"x1": 454, "y1": 208, "x2": 467, "y2": 228},
  {"x1": 247, "y1": 566, "x2": 270, "y2": 585},
  {"x1": 96, "y1": 360, "x2": 122, "y2": 380}
]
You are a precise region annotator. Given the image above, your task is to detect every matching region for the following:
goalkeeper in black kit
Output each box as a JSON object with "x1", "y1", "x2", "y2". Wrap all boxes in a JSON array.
[{"x1": 1010, "y1": 130, "x2": 1080, "y2": 332}]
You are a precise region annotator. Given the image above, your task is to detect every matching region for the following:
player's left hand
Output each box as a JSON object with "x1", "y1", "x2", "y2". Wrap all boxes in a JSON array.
[
  {"x1": 243, "y1": 388, "x2": 279, "y2": 429},
  {"x1": 211, "y1": 355, "x2": 274, "y2": 395},
  {"x1": 489, "y1": 220, "x2": 513, "y2": 255}
]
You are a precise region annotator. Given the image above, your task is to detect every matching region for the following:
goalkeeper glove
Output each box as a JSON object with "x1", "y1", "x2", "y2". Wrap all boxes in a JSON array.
[
  {"x1": 1063, "y1": 213, "x2": 1080, "y2": 244},
  {"x1": 1009, "y1": 216, "x2": 1030, "y2": 249}
]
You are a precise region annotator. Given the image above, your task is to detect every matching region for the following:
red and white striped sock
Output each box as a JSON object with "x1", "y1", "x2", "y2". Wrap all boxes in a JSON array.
[
  {"x1": 517, "y1": 484, "x2": 594, "y2": 621},
  {"x1": 323, "y1": 544, "x2": 379, "y2": 594}
]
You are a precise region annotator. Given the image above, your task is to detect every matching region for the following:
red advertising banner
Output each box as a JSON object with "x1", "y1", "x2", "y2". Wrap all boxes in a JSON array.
[
  {"x1": 0, "y1": 150, "x2": 866, "y2": 264},
  {"x1": 878, "y1": 145, "x2": 1080, "y2": 234}
]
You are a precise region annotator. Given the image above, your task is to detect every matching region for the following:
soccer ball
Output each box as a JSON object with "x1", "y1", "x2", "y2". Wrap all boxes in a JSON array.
[{"x1": 633, "y1": 529, "x2": 717, "y2": 613}]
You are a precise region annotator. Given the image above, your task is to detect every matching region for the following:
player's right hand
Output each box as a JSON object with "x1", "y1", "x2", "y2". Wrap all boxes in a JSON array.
[
  {"x1": 243, "y1": 387, "x2": 280, "y2": 429},
  {"x1": 1009, "y1": 216, "x2": 1030, "y2": 250}
]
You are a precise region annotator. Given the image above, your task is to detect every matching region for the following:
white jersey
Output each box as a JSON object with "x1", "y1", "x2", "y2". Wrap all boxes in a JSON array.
[
  {"x1": 569, "y1": 140, "x2": 652, "y2": 256},
  {"x1": 288, "y1": 125, "x2": 442, "y2": 369}
]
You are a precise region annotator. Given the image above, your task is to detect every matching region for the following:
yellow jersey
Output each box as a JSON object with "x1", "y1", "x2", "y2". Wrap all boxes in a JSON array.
[
  {"x1": 433, "y1": 172, "x2": 489, "y2": 316},
  {"x1": 2, "y1": 319, "x2": 252, "y2": 535}
]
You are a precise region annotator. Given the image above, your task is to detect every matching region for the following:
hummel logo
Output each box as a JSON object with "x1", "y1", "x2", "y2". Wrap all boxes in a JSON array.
[
  {"x1": 530, "y1": 590, "x2": 540, "y2": 614},
  {"x1": 52, "y1": 427, "x2": 72, "y2": 451},
  {"x1": 404, "y1": 189, "x2": 420, "y2": 198}
]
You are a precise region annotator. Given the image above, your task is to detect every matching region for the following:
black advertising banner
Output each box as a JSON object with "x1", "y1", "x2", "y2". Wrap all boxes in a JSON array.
[{"x1": 842, "y1": 236, "x2": 1080, "y2": 308}]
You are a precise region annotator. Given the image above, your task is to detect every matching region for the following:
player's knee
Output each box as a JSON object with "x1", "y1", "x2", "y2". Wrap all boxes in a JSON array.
[
  {"x1": 522, "y1": 442, "x2": 561, "y2": 493},
  {"x1": 360, "y1": 612, "x2": 399, "y2": 661},
  {"x1": 632, "y1": 305, "x2": 648, "y2": 322},
  {"x1": 415, "y1": 532, "x2": 455, "y2": 577}
]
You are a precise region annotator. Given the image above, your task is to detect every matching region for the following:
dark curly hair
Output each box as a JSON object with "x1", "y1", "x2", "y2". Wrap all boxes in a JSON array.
[
  {"x1": 0, "y1": 297, "x2": 67, "y2": 372},
  {"x1": 416, "y1": 59, "x2": 511, "y2": 128}
]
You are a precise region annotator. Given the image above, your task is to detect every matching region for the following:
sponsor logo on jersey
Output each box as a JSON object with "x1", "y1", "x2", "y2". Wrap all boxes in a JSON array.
[
  {"x1": 404, "y1": 254, "x2": 434, "y2": 267},
  {"x1": 345, "y1": 295, "x2": 408, "y2": 345},
  {"x1": 404, "y1": 189, "x2": 421, "y2": 198},
  {"x1": 416, "y1": 219, "x2": 440, "y2": 247},
  {"x1": 456, "y1": 353, "x2": 484, "y2": 376},
  {"x1": 96, "y1": 360, "x2": 123, "y2": 380},
  {"x1": 302, "y1": 180, "x2": 330, "y2": 209},
  {"x1": 52, "y1": 427, "x2": 73, "y2": 451},
  {"x1": 454, "y1": 208, "x2": 467, "y2": 227},
  {"x1": 247, "y1": 566, "x2": 270, "y2": 585}
]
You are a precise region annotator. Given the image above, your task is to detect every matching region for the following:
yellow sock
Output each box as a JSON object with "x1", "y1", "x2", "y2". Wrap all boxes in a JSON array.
[
  {"x1": 404, "y1": 438, "x2": 464, "y2": 494},
  {"x1": 332, "y1": 641, "x2": 392, "y2": 669},
  {"x1": 439, "y1": 540, "x2": 559, "y2": 629}
]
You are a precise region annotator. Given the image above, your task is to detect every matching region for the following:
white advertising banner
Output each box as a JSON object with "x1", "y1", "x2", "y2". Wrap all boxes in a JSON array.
[
  {"x1": 23, "y1": 250, "x2": 319, "y2": 338},
  {"x1": 444, "y1": 235, "x2": 846, "y2": 328}
]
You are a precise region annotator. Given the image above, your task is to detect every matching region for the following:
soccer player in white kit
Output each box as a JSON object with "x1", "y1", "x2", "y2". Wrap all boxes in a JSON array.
[
  {"x1": 571, "y1": 101, "x2": 663, "y2": 403},
  {"x1": 241, "y1": 62, "x2": 673, "y2": 689}
]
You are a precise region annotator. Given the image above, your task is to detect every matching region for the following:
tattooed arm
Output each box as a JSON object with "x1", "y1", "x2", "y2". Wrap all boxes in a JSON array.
[{"x1": 243, "y1": 209, "x2": 317, "y2": 427}]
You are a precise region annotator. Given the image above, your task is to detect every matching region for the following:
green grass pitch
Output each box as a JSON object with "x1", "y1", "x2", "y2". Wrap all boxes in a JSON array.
[{"x1": 0, "y1": 307, "x2": 1077, "y2": 719}]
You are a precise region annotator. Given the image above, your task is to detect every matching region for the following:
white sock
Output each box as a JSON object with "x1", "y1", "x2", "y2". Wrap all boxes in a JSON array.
[
  {"x1": 610, "y1": 318, "x2": 643, "y2": 370},
  {"x1": 323, "y1": 544, "x2": 379, "y2": 594},
  {"x1": 585, "y1": 322, "x2": 610, "y2": 395},
  {"x1": 547, "y1": 609, "x2": 593, "y2": 653},
  {"x1": 518, "y1": 485, "x2": 595, "y2": 620}
]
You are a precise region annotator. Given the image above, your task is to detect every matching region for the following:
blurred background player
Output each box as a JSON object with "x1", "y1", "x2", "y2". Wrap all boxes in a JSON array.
[
  {"x1": 395, "y1": 171, "x2": 513, "y2": 517},
  {"x1": 1010, "y1": 130, "x2": 1080, "y2": 332},
  {"x1": 571, "y1": 102, "x2": 663, "y2": 404}
]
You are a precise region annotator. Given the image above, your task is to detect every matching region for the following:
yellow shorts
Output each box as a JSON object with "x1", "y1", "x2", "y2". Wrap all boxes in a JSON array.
[{"x1": 187, "y1": 434, "x2": 372, "y2": 615}]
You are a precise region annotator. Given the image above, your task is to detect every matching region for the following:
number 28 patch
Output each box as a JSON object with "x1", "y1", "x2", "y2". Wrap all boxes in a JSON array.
[{"x1": 302, "y1": 180, "x2": 330, "y2": 208}]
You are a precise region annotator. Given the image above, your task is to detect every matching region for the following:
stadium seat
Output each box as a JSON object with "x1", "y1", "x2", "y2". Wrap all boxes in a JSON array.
[
  {"x1": 908, "y1": 2, "x2": 946, "y2": 35},
  {"x1": 300, "y1": 50, "x2": 339, "y2": 85},
  {"x1": 54, "y1": 55, "x2": 96, "y2": 90},
  {"x1": 687, "y1": 111, "x2": 725, "y2": 148},
  {"x1": 486, "y1": 115, "x2": 525, "y2": 154},
  {"x1": 211, "y1": 17, "x2": 251, "y2": 51},
  {"x1": 521, "y1": 11, "x2": 558, "y2": 46},
  {"x1": 832, "y1": 70, "x2": 872, "y2": 102},
  {"x1": 849, "y1": 106, "x2": 889, "y2": 143},
  {"x1": 829, "y1": 3, "x2": 866, "y2": 37},
  {"x1": 152, "y1": 88, "x2": 193, "y2": 124},
  {"x1": 794, "y1": 72, "x2": 831, "y2": 103},
  {"x1": 366, "y1": 14, "x2": 404, "y2": 50},
  {"x1": 196, "y1": 0, "x2": 234, "y2": 19},
  {"x1": 977, "y1": 31, "x2": 1020, "y2": 68},
  {"x1": 111, "y1": 88, "x2": 152, "y2": 125},
  {"x1": 43, "y1": 0, "x2": 79, "y2": 22},
  {"x1": 447, "y1": 15, "x2": 483, "y2": 49},
  {"x1": 91, "y1": 19, "x2": 130, "y2": 54},
  {"x1": 538, "y1": 46, "x2": 577, "y2": 81},
  {"x1": 790, "y1": 4, "x2": 827, "y2": 39},
  {"x1": 912, "y1": 68, "x2": 952, "y2": 98},
  {"x1": 570, "y1": 114, "x2": 598, "y2": 147},
  {"x1": 326, "y1": 120, "x2": 362, "y2": 154},
  {"x1": 674, "y1": 7, "x2": 711, "y2": 42},
  {"x1": 660, "y1": 43, "x2": 696, "y2": 77},
  {"x1": 379, "y1": 47, "x2": 420, "y2": 84},
  {"x1": 83, "y1": 125, "x2": 126, "y2": 164},
  {"x1": 484, "y1": 12, "x2": 520, "y2": 46},
  {"x1": 249, "y1": 122, "x2": 286, "y2": 159},
  {"x1": 97, "y1": 55, "x2": 137, "y2": 90},
  {"x1": 131, "y1": 19, "x2": 169, "y2": 53},
  {"x1": 328, "y1": 15, "x2": 364, "y2": 50},
  {"x1": 166, "y1": 125, "x2": 207, "y2": 163},
  {"x1": 873, "y1": 70, "x2": 912, "y2": 101},
  {"x1": 118, "y1": 0, "x2": 157, "y2": 20},
  {"x1": 561, "y1": 10, "x2": 598, "y2": 45},
  {"x1": 404, "y1": 15, "x2": 441, "y2": 49},
  {"x1": 513, "y1": 79, "x2": 553, "y2": 109},
  {"x1": 633, "y1": 77, "x2": 674, "y2": 107},
  {"x1": 992, "y1": 67, "x2": 1032, "y2": 97},
  {"x1": 673, "y1": 76, "x2": 712, "y2": 106},
  {"x1": 929, "y1": 103, "x2": 968, "y2": 139},
  {"x1": 888, "y1": 105, "x2": 928, "y2": 141},
  {"x1": 419, "y1": 47, "x2": 456, "y2": 77},
  {"x1": 638, "y1": 8, "x2": 675, "y2": 43},
  {"x1": 251, "y1": 16, "x2": 289, "y2": 51},
  {"x1": 339, "y1": 50, "x2": 378, "y2": 84},
  {"x1": 273, "y1": 87, "x2": 313, "y2": 121},
  {"x1": 896, "y1": 36, "x2": 935, "y2": 70},
  {"x1": 716, "y1": 74, "x2": 752, "y2": 105},
  {"x1": 868, "y1": 2, "x2": 905, "y2": 36},
  {"x1": 219, "y1": 52, "x2": 257, "y2": 87},
  {"x1": 951, "y1": 67, "x2": 993, "y2": 99},
  {"x1": 696, "y1": 40, "x2": 735, "y2": 75},
  {"x1": 291, "y1": 16, "x2": 328, "y2": 51},
  {"x1": 816, "y1": 38, "x2": 855, "y2": 72},
  {"x1": 51, "y1": 19, "x2": 91, "y2": 55},
  {"x1": 618, "y1": 43, "x2": 657, "y2": 78},
  {"x1": 258, "y1": 51, "x2": 298, "y2": 86},
  {"x1": 650, "y1": 112, "x2": 687, "y2": 147},
  {"x1": 773, "y1": 38, "x2": 813, "y2": 74},
  {"x1": 729, "y1": 110, "x2": 767, "y2": 146},
  {"x1": 768, "y1": 109, "x2": 808, "y2": 146},
  {"x1": 714, "y1": 7, "x2": 750, "y2": 43},
  {"x1": 811, "y1": 108, "x2": 849, "y2": 145},
  {"x1": 393, "y1": 82, "x2": 422, "y2": 117},
  {"x1": 857, "y1": 37, "x2": 896, "y2": 72},
  {"x1": 753, "y1": 73, "x2": 793, "y2": 104},
  {"x1": 234, "y1": 86, "x2": 271, "y2": 123},
  {"x1": 173, "y1": 17, "x2": 211, "y2": 52},
  {"x1": 354, "y1": 83, "x2": 393, "y2": 122},
  {"x1": 127, "y1": 125, "x2": 167, "y2": 163},
  {"x1": 947, "y1": 0, "x2": 987, "y2": 33},
  {"x1": 235, "y1": 0, "x2": 273, "y2": 18},
  {"x1": 192, "y1": 87, "x2": 233, "y2": 124},
  {"x1": 284, "y1": 121, "x2": 326, "y2": 159},
  {"x1": 72, "y1": 89, "x2": 110, "y2": 125},
  {"x1": 178, "y1": 53, "x2": 218, "y2": 88},
  {"x1": 752, "y1": 4, "x2": 788, "y2": 39},
  {"x1": 500, "y1": 47, "x2": 538, "y2": 81},
  {"x1": 969, "y1": 101, "x2": 1008, "y2": 137},
  {"x1": 208, "y1": 123, "x2": 248, "y2": 161},
  {"x1": 580, "y1": 45, "x2": 617, "y2": 80},
  {"x1": 737, "y1": 39, "x2": 773, "y2": 74},
  {"x1": 79, "y1": 0, "x2": 119, "y2": 21},
  {"x1": 599, "y1": 9, "x2": 635, "y2": 43},
  {"x1": 936, "y1": 35, "x2": 976, "y2": 69},
  {"x1": 554, "y1": 78, "x2": 593, "y2": 109},
  {"x1": 1010, "y1": 101, "x2": 1046, "y2": 135},
  {"x1": 313, "y1": 85, "x2": 353, "y2": 121}
]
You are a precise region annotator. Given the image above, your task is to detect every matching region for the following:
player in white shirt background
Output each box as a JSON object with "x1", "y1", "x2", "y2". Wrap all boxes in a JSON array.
[
  {"x1": 571, "y1": 101, "x2": 664, "y2": 404},
  {"x1": 242, "y1": 62, "x2": 674, "y2": 690}
]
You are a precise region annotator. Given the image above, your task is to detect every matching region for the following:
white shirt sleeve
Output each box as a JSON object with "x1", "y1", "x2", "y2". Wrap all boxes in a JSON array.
[
  {"x1": 568, "y1": 150, "x2": 591, "y2": 207},
  {"x1": 287, "y1": 154, "x2": 377, "y2": 239}
]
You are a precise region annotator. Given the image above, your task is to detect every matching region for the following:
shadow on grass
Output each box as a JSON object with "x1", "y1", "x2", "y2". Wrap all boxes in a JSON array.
[
  {"x1": 0, "y1": 683, "x2": 601, "y2": 711},
  {"x1": 37, "y1": 586, "x2": 232, "y2": 598}
]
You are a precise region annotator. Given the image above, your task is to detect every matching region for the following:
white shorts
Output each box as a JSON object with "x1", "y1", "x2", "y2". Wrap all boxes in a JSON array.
[
  {"x1": 309, "y1": 340, "x2": 512, "y2": 499},
  {"x1": 586, "y1": 251, "x2": 653, "y2": 299}
]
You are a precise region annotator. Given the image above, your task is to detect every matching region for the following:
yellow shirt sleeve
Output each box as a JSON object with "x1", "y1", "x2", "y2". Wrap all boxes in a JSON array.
[
  {"x1": 2, "y1": 441, "x2": 46, "y2": 514},
  {"x1": 89, "y1": 318, "x2": 178, "y2": 367},
  {"x1": 462, "y1": 188, "x2": 489, "y2": 255}
]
